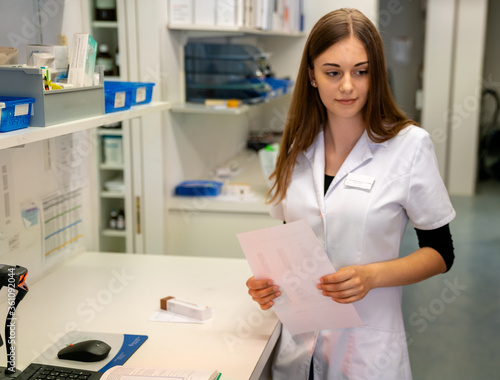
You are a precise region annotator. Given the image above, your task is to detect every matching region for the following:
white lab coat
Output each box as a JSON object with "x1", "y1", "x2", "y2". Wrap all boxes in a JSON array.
[{"x1": 269, "y1": 125, "x2": 456, "y2": 380}]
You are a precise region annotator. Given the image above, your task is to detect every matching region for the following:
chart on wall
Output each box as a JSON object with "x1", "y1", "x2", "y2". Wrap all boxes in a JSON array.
[
  {"x1": 42, "y1": 189, "x2": 84, "y2": 259},
  {"x1": 0, "y1": 149, "x2": 19, "y2": 256},
  {"x1": 41, "y1": 132, "x2": 91, "y2": 260}
]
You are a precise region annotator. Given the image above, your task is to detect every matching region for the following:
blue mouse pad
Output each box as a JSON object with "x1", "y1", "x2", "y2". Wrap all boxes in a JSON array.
[{"x1": 32, "y1": 331, "x2": 148, "y2": 373}]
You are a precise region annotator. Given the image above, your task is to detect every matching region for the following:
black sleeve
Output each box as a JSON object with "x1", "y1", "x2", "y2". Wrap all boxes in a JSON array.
[{"x1": 415, "y1": 224, "x2": 455, "y2": 272}]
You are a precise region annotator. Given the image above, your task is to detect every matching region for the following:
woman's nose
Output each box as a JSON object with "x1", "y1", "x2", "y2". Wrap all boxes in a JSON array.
[{"x1": 340, "y1": 74, "x2": 353, "y2": 93}]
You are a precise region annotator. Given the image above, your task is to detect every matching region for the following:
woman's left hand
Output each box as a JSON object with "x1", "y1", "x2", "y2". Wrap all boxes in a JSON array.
[{"x1": 317, "y1": 265, "x2": 374, "y2": 304}]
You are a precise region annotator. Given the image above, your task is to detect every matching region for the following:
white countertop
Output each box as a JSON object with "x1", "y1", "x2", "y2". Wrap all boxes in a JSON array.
[{"x1": 7, "y1": 252, "x2": 279, "y2": 380}]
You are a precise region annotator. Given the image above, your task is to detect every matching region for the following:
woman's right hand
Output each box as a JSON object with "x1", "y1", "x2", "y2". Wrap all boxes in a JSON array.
[{"x1": 246, "y1": 276, "x2": 281, "y2": 310}]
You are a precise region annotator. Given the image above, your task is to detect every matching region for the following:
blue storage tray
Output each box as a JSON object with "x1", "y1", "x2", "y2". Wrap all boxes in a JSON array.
[
  {"x1": 104, "y1": 81, "x2": 155, "y2": 106},
  {"x1": 104, "y1": 82, "x2": 132, "y2": 113},
  {"x1": 264, "y1": 77, "x2": 293, "y2": 94},
  {"x1": 175, "y1": 180, "x2": 223, "y2": 197},
  {"x1": 0, "y1": 96, "x2": 36, "y2": 132}
]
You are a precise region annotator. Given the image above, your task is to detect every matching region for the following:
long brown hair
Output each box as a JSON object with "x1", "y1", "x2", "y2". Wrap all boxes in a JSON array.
[{"x1": 268, "y1": 8, "x2": 417, "y2": 204}]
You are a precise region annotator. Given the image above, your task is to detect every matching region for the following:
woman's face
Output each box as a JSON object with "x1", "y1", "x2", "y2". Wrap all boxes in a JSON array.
[{"x1": 309, "y1": 36, "x2": 369, "y2": 123}]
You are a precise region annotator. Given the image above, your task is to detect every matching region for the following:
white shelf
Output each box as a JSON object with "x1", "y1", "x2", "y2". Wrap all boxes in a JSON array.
[
  {"x1": 0, "y1": 101, "x2": 170, "y2": 150},
  {"x1": 98, "y1": 128, "x2": 123, "y2": 136},
  {"x1": 100, "y1": 163, "x2": 124, "y2": 170},
  {"x1": 168, "y1": 149, "x2": 272, "y2": 215},
  {"x1": 170, "y1": 102, "x2": 250, "y2": 115},
  {"x1": 100, "y1": 191, "x2": 125, "y2": 199},
  {"x1": 92, "y1": 20, "x2": 119, "y2": 28},
  {"x1": 168, "y1": 24, "x2": 306, "y2": 37},
  {"x1": 170, "y1": 93, "x2": 292, "y2": 115},
  {"x1": 102, "y1": 229, "x2": 126, "y2": 237}
]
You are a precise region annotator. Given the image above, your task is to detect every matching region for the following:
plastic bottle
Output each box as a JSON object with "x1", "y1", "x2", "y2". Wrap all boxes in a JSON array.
[
  {"x1": 109, "y1": 209, "x2": 118, "y2": 229},
  {"x1": 102, "y1": 135, "x2": 123, "y2": 165},
  {"x1": 95, "y1": 0, "x2": 116, "y2": 21},
  {"x1": 117, "y1": 209, "x2": 125, "y2": 230},
  {"x1": 96, "y1": 44, "x2": 114, "y2": 77},
  {"x1": 115, "y1": 46, "x2": 120, "y2": 77}
]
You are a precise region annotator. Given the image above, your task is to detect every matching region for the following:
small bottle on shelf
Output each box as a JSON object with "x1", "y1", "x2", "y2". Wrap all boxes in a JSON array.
[
  {"x1": 95, "y1": 0, "x2": 117, "y2": 21},
  {"x1": 109, "y1": 208, "x2": 118, "y2": 229},
  {"x1": 96, "y1": 44, "x2": 114, "y2": 77},
  {"x1": 115, "y1": 46, "x2": 120, "y2": 77},
  {"x1": 117, "y1": 209, "x2": 125, "y2": 230}
]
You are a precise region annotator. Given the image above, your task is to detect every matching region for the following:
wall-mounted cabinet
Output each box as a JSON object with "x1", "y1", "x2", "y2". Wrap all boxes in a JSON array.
[
  {"x1": 88, "y1": 0, "x2": 120, "y2": 79},
  {"x1": 164, "y1": 20, "x2": 306, "y2": 258},
  {"x1": 97, "y1": 125, "x2": 128, "y2": 252},
  {"x1": 82, "y1": 0, "x2": 168, "y2": 255}
]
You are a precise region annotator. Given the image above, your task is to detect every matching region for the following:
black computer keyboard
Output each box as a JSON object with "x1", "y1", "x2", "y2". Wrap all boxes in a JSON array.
[{"x1": 17, "y1": 363, "x2": 103, "y2": 380}]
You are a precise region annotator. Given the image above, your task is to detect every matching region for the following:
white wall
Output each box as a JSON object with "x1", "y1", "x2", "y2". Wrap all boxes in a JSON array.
[
  {"x1": 420, "y1": 0, "x2": 456, "y2": 177},
  {"x1": 447, "y1": 0, "x2": 488, "y2": 195},
  {"x1": 421, "y1": 0, "x2": 488, "y2": 196},
  {"x1": 0, "y1": 0, "x2": 41, "y2": 63},
  {"x1": 0, "y1": 0, "x2": 96, "y2": 280}
]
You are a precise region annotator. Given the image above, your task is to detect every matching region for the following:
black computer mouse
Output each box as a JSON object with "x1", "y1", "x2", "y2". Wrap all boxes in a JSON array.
[{"x1": 57, "y1": 340, "x2": 111, "y2": 362}]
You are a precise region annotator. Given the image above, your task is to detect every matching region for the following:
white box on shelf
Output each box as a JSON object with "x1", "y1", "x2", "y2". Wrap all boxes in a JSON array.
[
  {"x1": 236, "y1": 0, "x2": 245, "y2": 27},
  {"x1": 194, "y1": 0, "x2": 216, "y2": 26},
  {"x1": 169, "y1": 0, "x2": 193, "y2": 25},
  {"x1": 67, "y1": 33, "x2": 97, "y2": 88},
  {"x1": 216, "y1": 0, "x2": 236, "y2": 27},
  {"x1": 26, "y1": 44, "x2": 68, "y2": 69}
]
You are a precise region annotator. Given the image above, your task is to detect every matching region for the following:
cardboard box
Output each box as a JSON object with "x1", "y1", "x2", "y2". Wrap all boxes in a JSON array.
[
  {"x1": 0, "y1": 47, "x2": 18, "y2": 65},
  {"x1": 68, "y1": 34, "x2": 97, "y2": 88},
  {"x1": 216, "y1": 0, "x2": 236, "y2": 26},
  {"x1": 160, "y1": 296, "x2": 213, "y2": 321},
  {"x1": 169, "y1": 0, "x2": 193, "y2": 25},
  {"x1": 26, "y1": 44, "x2": 68, "y2": 69},
  {"x1": 194, "y1": 0, "x2": 215, "y2": 25}
]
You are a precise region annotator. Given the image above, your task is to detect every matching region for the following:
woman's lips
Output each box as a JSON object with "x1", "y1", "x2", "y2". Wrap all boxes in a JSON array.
[{"x1": 336, "y1": 98, "x2": 357, "y2": 105}]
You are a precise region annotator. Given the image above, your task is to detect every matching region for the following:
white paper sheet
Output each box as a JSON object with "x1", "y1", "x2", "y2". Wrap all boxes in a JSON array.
[
  {"x1": 0, "y1": 150, "x2": 18, "y2": 256},
  {"x1": 49, "y1": 132, "x2": 89, "y2": 192},
  {"x1": 237, "y1": 219, "x2": 363, "y2": 335}
]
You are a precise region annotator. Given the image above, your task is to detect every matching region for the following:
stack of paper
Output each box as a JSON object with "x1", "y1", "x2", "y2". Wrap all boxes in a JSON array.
[{"x1": 237, "y1": 219, "x2": 363, "y2": 335}]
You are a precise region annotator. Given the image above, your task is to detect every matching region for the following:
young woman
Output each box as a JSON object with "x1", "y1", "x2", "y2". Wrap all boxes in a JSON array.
[{"x1": 246, "y1": 8, "x2": 455, "y2": 380}]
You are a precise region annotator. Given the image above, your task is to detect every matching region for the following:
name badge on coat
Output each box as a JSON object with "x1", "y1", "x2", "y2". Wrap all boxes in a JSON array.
[{"x1": 345, "y1": 173, "x2": 375, "y2": 190}]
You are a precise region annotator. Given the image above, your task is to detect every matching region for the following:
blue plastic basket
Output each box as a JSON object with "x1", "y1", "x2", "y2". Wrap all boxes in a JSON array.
[
  {"x1": 104, "y1": 81, "x2": 155, "y2": 106},
  {"x1": 104, "y1": 82, "x2": 132, "y2": 113},
  {"x1": 0, "y1": 96, "x2": 35, "y2": 132},
  {"x1": 264, "y1": 77, "x2": 294, "y2": 95},
  {"x1": 175, "y1": 180, "x2": 223, "y2": 197},
  {"x1": 128, "y1": 82, "x2": 155, "y2": 105}
]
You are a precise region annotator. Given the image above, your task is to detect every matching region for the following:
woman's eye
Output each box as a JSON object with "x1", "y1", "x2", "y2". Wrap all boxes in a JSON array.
[
  {"x1": 326, "y1": 71, "x2": 341, "y2": 77},
  {"x1": 356, "y1": 70, "x2": 369, "y2": 76}
]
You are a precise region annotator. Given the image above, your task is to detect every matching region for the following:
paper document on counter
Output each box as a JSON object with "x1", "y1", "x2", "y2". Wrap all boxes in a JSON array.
[
  {"x1": 237, "y1": 219, "x2": 363, "y2": 335},
  {"x1": 101, "y1": 366, "x2": 220, "y2": 380}
]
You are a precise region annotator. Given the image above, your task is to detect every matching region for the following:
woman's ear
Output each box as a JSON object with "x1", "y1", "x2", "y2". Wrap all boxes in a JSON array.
[{"x1": 308, "y1": 67, "x2": 317, "y2": 87}]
